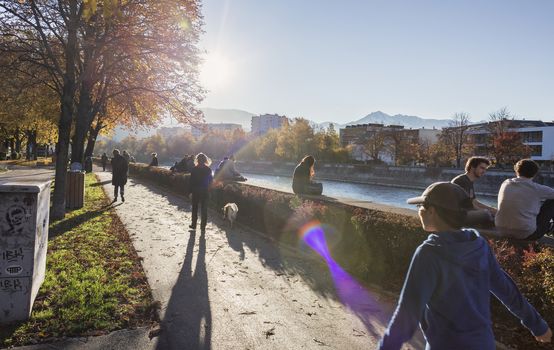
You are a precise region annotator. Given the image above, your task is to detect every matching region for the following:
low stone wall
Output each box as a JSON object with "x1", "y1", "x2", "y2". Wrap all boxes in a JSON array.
[{"x1": 237, "y1": 161, "x2": 554, "y2": 196}]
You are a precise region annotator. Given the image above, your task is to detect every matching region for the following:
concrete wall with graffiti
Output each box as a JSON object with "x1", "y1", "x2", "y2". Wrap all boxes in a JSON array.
[{"x1": 0, "y1": 182, "x2": 50, "y2": 323}]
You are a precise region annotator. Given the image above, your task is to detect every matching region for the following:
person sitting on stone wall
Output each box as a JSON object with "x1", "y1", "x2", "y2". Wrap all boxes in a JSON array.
[
  {"x1": 451, "y1": 156, "x2": 497, "y2": 226},
  {"x1": 149, "y1": 152, "x2": 159, "y2": 167},
  {"x1": 171, "y1": 155, "x2": 190, "y2": 173},
  {"x1": 292, "y1": 155, "x2": 323, "y2": 195},
  {"x1": 495, "y1": 159, "x2": 554, "y2": 240},
  {"x1": 214, "y1": 156, "x2": 229, "y2": 176},
  {"x1": 216, "y1": 154, "x2": 246, "y2": 181}
]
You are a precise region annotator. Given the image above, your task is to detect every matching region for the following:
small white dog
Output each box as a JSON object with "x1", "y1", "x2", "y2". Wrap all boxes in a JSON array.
[{"x1": 222, "y1": 203, "x2": 239, "y2": 228}]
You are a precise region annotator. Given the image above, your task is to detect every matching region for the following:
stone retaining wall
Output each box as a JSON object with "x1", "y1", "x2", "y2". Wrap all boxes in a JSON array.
[{"x1": 237, "y1": 161, "x2": 554, "y2": 196}]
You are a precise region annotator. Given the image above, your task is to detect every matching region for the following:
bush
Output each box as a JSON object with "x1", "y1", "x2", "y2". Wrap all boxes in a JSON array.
[{"x1": 489, "y1": 240, "x2": 554, "y2": 326}]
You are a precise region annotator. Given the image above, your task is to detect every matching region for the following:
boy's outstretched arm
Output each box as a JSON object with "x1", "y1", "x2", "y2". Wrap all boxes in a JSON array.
[
  {"x1": 488, "y1": 247, "x2": 551, "y2": 342},
  {"x1": 379, "y1": 247, "x2": 437, "y2": 350}
]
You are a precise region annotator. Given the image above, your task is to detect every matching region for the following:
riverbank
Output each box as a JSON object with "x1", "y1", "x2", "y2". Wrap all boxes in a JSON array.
[
  {"x1": 236, "y1": 161, "x2": 554, "y2": 196},
  {"x1": 241, "y1": 173, "x2": 498, "y2": 209}
]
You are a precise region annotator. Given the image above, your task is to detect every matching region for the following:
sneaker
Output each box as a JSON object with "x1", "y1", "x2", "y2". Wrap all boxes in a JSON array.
[
  {"x1": 112, "y1": 197, "x2": 118, "y2": 203},
  {"x1": 121, "y1": 196, "x2": 125, "y2": 202}
]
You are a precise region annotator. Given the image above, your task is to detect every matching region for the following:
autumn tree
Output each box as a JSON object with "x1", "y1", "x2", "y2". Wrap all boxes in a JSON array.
[
  {"x1": 427, "y1": 140, "x2": 454, "y2": 167},
  {"x1": 362, "y1": 129, "x2": 387, "y2": 161},
  {"x1": 315, "y1": 123, "x2": 343, "y2": 162},
  {"x1": 73, "y1": 0, "x2": 204, "y2": 164},
  {"x1": 492, "y1": 132, "x2": 531, "y2": 166},
  {"x1": 0, "y1": 49, "x2": 58, "y2": 159},
  {"x1": 486, "y1": 107, "x2": 529, "y2": 165},
  {"x1": 443, "y1": 112, "x2": 471, "y2": 168},
  {"x1": 0, "y1": 0, "x2": 203, "y2": 218}
]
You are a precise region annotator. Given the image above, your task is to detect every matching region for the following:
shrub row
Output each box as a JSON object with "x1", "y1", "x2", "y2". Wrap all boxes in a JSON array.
[{"x1": 124, "y1": 163, "x2": 553, "y2": 332}]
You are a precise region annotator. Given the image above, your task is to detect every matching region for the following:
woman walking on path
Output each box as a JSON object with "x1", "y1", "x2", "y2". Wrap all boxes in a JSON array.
[
  {"x1": 101, "y1": 153, "x2": 108, "y2": 171},
  {"x1": 111, "y1": 149, "x2": 129, "y2": 202},
  {"x1": 189, "y1": 153, "x2": 213, "y2": 232}
]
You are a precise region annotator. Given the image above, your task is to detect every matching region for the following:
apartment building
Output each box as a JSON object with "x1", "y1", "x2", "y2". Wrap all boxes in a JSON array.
[
  {"x1": 251, "y1": 114, "x2": 288, "y2": 136},
  {"x1": 464, "y1": 119, "x2": 554, "y2": 162}
]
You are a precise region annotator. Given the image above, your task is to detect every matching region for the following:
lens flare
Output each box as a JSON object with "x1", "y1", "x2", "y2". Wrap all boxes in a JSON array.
[{"x1": 299, "y1": 221, "x2": 382, "y2": 315}]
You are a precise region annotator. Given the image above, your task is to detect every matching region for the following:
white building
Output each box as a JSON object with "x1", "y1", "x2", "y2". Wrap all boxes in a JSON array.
[
  {"x1": 251, "y1": 114, "x2": 288, "y2": 136},
  {"x1": 465, "y1": 120, "x2": 554, "y2": 162},
  {"x1": 190, "y1": 123, "x2": 243, "y2": 137}
]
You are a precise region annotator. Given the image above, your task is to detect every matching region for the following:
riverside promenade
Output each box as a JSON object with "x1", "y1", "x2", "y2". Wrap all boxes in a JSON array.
[{"x1": 91, "y1": 169, "x2": 425, "y2": 350}]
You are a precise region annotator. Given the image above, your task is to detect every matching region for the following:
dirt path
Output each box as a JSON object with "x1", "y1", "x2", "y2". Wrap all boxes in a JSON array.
[{"x1": 96, "y1": 170, "x2": 424, "y2": 350}]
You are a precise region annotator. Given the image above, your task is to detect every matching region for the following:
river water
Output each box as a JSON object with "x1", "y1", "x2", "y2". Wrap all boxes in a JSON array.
[
  {"x1": 160, "y1": 165, "x2": 496, "y2": 210},
  {"x1": 242, "y1": 173, "x2": 497, "y2": 210}
]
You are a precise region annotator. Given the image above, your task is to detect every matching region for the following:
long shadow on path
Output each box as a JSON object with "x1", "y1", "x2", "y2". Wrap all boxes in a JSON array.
[
  {"x1": 132, "y1": 177, "x2": 424, "y2": 347},
  {"x1": 156, "y1": 229, "x2": 211, "y2": 350}
]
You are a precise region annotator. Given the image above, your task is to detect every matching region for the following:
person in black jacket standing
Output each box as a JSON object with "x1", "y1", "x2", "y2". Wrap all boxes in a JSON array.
[
  {"x1": 149, "y1": 153, "x2": 159, "y2": 167},
  {"x1": 111, "y1": 149, "x2": 129, "y2": 202},
  {"x1": 189, "y1": 153, "x2": 213, "y2": 232},
  {"x1": 101, "y1": 152, "x2": 108, "y2": 171}
]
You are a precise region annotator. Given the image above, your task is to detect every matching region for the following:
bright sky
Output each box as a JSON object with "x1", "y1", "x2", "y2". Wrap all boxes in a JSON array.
[{"x1": 198, "y1": 0, "x2": 554, "y2": 123}]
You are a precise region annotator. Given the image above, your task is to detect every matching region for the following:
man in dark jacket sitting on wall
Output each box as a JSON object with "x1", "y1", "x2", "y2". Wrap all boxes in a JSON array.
[{"x1": 451, "y1": 156, "x2": 497, "y2": 226}]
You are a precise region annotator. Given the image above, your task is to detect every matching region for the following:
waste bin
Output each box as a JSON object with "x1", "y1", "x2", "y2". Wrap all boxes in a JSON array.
[
  {"x1": 65, "y1": 171, "x2": 85, "y2": 209},
  {"x1": 0, "y1": 180, "x2": 51, "y2": 324}
]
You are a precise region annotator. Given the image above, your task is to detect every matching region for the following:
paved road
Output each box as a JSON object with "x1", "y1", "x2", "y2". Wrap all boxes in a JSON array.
[{"x1": 95, "y1": 170, "x2": 424, "y2": 350}]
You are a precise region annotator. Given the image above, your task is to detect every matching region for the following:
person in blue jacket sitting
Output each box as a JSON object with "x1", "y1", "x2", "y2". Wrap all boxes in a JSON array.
[{"x1": 379, "y1": 182, "x2": 551, "y2": 350}]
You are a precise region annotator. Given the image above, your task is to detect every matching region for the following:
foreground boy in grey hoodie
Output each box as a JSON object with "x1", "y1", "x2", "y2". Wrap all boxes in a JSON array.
[{"x1": 379, "y1": 182, "x2": 551, "y2": 350}]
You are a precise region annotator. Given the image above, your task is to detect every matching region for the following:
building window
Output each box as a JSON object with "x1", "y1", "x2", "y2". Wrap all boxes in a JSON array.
[
  {"x1": 530, "y1": 145, "x2": 542, "y2": 157},
  {"x1": 472, "y1": 134, "x2": 488, "y2": 145},
  {"x1": 520, "y1": 131, "x2": 543, "y2": 143}
]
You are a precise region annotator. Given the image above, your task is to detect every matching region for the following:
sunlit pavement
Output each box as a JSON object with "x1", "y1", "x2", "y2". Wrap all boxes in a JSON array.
[{"x1": 92, "y1": 168, "x2": 425, "y2": 350}]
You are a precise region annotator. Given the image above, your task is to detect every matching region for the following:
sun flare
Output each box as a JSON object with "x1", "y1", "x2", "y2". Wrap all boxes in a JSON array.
[{"x1": 200, "y1": 52, "x2": 234, "y2": 90}]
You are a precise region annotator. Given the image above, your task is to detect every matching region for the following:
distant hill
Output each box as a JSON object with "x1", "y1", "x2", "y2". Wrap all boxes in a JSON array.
[
  {"x1": 346, "y1": 111, "x2": 450, "y2": 130},
  {"x1": 108, "y1": 108, "x2": 255, "y2": 141},
  {"x1": 107, "y1": 109, "x2": 452, "y2": 141},
  {"x1": 200, "y1": 108, "x2": 255, "y2": 131}
]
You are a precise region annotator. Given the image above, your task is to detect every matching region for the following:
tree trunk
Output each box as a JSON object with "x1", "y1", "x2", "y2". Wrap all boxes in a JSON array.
[
  {"x1": 71, "y1": 85, "x2": 93, "y2": 164},
  {"x1": 84, "y1": 121, "x2": 102, "y2": 159},
  {"x1": 14, "y1": 127, "x2": 22, "y2": 154},
  {"x1": 25, "y1": 130, "x2": 31, "y2": 160},
  {"x1": 51, "y1": 4, "x2": 79, "y2": 220},
  {"x1": 25, "y1": 130, "x2": 37, "y2": 160},
  {"x1": 70, "y1": 27, "x2": 96, "y2": 165},
  {"x1": 31, "y1": 130, "x2": 38, "y2": 160}
]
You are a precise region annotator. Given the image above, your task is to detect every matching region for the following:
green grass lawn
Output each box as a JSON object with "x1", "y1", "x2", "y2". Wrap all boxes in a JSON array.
[{"x1": 1, "y1": 173, "x2": 155, "y2": 347}]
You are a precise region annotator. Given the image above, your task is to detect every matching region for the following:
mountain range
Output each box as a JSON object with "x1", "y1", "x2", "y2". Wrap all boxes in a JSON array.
[{"x1": 110, "y1": 108, "x2": 451, "y2": 140}]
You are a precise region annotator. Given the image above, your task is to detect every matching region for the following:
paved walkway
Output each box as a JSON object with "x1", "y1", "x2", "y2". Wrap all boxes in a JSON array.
[{"x1": 93, "y1": 170, "x2": 424, "y2": 350}]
